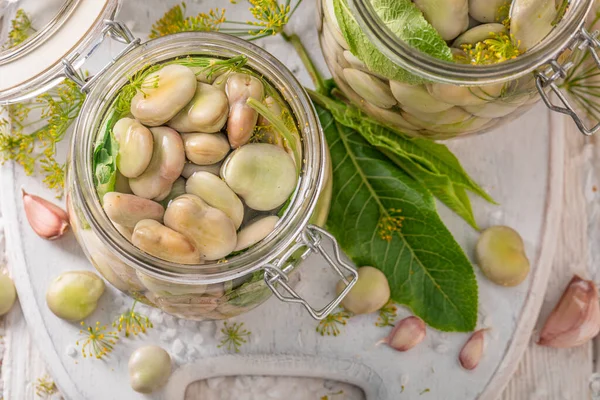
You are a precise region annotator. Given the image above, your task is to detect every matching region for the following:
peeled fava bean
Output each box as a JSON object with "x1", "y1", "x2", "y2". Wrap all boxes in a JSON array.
[
  {"x1": 427, "y1": 82, "x2": 503, "y2": 106},
  {"x1": 225, "y1": 73, "x2": 264, "y2": 148},
  {"x1": 343, "y1": 68, "x2": 396, "y2": 109},
  {"x1": 336, "y1": 266, "x2": 390, "y2": 315},
  {"x1": 413, "y1": 0, "x2": 469, "y2": 41},
  {"x1": 0, "y1": 274, "x2": 16, "y2": 316},
  {"x1": 46, "y1": 271, "x2": 105, "y2": 321},
  {"x1": 168, "y1": 83, "x2": 229, "y2": 133},
  {"x1": 103, "y1": 192, "x2": 164, "y2": 229},
  {"x1": 112, "y1": 118, "x2": 154, "y2": 178},
  {"x1": 221, "y1": 143, "x2": 297, "y2": 211},
  {"x1": 475, "y1": 226, "x2": 530, "y2": 286},
  {"x1": 132, "y1": 219, "x2": 201, "y2": 264},
  {"x1": 235, "y1": 215, "x2": 279, "y2": 251},
  {"x1": 164, "y1": 194, "x2": 237, "y2": 261},
  {"x1": 452, "y1": 23, "x2": 506, "y2": 48},
  {"x1": 186, "y1": 171, "x2": 244, "y2": 229},
  {"x1": 130, "y1": 64, "x2": 197, "y2": 126},
  {"x1": 390, "y1": 81, "x2": 453, "y2": 113},
  {"x1": 182, "y1": 132, "x2": 230, "y2": 165},
  {"x1": 130, "y1": 126, "x2": 185, "y2": 201},
  {"x1": 129, "y1": 345, "x2": 172, "y2": 393},
  {"x1": 510, "y1": 0, "x2": 557, "y2": 51},
  {"x1": 469, "y1": 0, "x2": 510, "y2": 23}
]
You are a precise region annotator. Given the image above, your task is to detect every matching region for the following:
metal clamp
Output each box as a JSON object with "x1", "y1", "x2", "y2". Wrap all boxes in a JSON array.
[
  {"x1": 536, "y1": 27, "x2": 600, "y2": 136},
  {"x1": 263, "y1": 225, "x2": 358, "y2": 320},
  {"x1": 62, "y1": 20, "x2": 140, "y2": 93}
]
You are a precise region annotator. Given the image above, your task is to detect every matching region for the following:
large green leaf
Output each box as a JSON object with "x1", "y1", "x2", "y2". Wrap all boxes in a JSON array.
[
  {"x1": 318, "y1": 104, "x2": 478, "y2": 332},
  {"x1": 310, "y1": 90, "x2": 494, "y2": 229},
  {"x1": 334, "y1": 0, "x2": 452, "y2": 85}
]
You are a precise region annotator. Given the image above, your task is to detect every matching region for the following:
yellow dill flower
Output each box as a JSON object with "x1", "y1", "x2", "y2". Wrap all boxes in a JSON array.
[
  {"x1": 113, "y1": 300, "x2": 153, "y2": 337},
  {"x1": 0, "y1": 79, "x2": 85, "y2": 195},
  {"x1": 218, "y1": 322, "x2": 251, "y2": 352},
  {"x1": 35, "y1": 375, "x2": 58, "y2": 398},
  {"x1": 149, "y1": 3, "x2": 226, "y2": 38},
  {"x1": 150, "y1": 1, "x2": 302, "y2": 41},
  {"x1": 377, "y1": 208, "x2": 404, "y2": 242},
  {"x1": 316, "y1": 309, "x2": 352, "y2": 336},
  {"x1": 76, "y1": 321, "x2": 119, "y2": 359},
  {"x1": 4, "y1": 9, "x2": 33, "y2": 49},
  {"x1": 461, "y1": 32, "x2": 521, "y2": 66},
  {"x1": 375, "y1": 300, "x2": 398, "y2": 328}
]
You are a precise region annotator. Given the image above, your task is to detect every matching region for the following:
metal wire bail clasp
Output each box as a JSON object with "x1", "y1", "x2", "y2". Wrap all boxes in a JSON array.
[
  {"x1": 536, "y1": 27, "x2": 600, "y2": 136},
  {"x1": 62, "y1": 20, "x2": 141, "y2": 93},
  {"x1": 263, "y1": 225, "x2": 358, "y2": 320}
]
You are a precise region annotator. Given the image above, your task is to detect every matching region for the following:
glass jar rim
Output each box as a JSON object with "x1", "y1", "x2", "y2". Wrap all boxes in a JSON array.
[
  {"x1": 348, "y1": 0, "x2": 594, "y2": 85},
  {"x1": 71, "y1": 32, "x2": 326, "y2": 285}
]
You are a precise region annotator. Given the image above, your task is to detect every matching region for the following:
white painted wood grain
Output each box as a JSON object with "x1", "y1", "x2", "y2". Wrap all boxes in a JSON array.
[{"x1": 501, "y1": 121, "x2": 595, "y2": 400}]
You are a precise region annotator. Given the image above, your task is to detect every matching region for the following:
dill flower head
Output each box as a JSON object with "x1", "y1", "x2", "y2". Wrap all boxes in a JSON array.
[
  {"x1": 76, "y1": 321, "x2": 119, "y2": 359},
  {"x1": 113, "y1": 300, "x2": 153, "y2": 337}
]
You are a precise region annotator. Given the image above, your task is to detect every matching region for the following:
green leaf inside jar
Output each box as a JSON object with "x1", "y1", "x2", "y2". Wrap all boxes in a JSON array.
[{"x1": 333, "y1": 0, "x2": 453, "y2": 84}]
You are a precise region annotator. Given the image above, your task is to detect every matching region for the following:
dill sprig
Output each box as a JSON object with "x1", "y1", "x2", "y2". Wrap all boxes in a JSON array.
[
  {"x1": 0, "y1": 79, "x2": 86, "y2": 194},
  {"x1": 558, "y1": 13, "x2": 600, "y2": 123},
  {"x1": 149, "y1": 1, "x2": 302, "y2": 41},
  {"x1": 218, "y1": 322, "x2": 251, "y2": 352},
  {"x1": 495, "y1": 2, "x2": 511, "y2": 29},
  {"x1": 377, "y1": 208, "x2": 404, "y2": 242},
  {"x1": 112, "y1": 300, "x2": 153, "y2": 337},
  {"x1": 316, "y1": 309, "x2": 352, "y2": 336},
  {"x1": 375, "y1": 300, "x2": 398, "y2": 327},
  {"x1": 460, "y1": 32, "x2": 521, "y2": 65},
  {"x1": 34, "y1": 375, "x2": 58, "y2": 398},
  {"x1": 76, "y1": 321, "x2": 119, "y2": 359},
  {"x1": 4, "y1": 9, "x2": 34, "y2": 49},
  {"x1": 150, "y1": 3, "x2": 226, "y2": 39}
]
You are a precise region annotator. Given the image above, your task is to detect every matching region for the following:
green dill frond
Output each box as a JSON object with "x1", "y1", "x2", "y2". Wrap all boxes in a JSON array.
[
  {"x1": 375, "y1": 300, "x2": 398, "y2": 327},
  {"x1": 4, "y1": 9, "x2": 34, "y2": 49},
  {"x1": 76, "y1": 321, "x2": 119, "y2": 359},
  {"x1": 149, "y1": 1, "x2": 303, "y2": 41},
  {"x1": 35, "y1": 375, "x2": 58, "y2": 398},
  {"x1": 460, "y1": 32, "x2": 521, "y2": 66},
  {"x1": 495, "y1": 2, "x2": 511, "y2": 29},
  {"x1": 246, "y1": 0, "x2": 293, "y2": 37},
  {"x1": 113, "y1": 300, "x2": 153, "y2": 337},
  {"x1": 149, "y1": 2, "x2": 226, "y2": 38},
  {"x1": 218, "y1": 322, "x2": 251, "y2": 352},
  {"x1": 316, "y1": 309, "x2": 352, "y2": 336},
  {"x1": 0, "y1": 79, "x2": 85, "y2": 195}
]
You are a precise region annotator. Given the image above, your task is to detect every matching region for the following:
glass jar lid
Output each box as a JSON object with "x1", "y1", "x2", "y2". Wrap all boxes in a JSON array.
[{"x1": 0, "y1": 0, "x2": 119, "y2": 104}]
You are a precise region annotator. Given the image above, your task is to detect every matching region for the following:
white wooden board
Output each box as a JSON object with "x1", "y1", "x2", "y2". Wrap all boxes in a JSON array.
[{"x1": 0, "y1": 1, "x2": 565, "y2": 399}]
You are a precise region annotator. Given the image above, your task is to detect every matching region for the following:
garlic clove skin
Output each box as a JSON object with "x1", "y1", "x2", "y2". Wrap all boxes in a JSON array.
[
  {"x1": 22, "y1": 190, "x2": 69, "y2": 240},
  {"x1": 538, "y1": 275, "x2": 600, "y2": 348},
  {"x1": 459, "y1": 329, "x2": 486, "y2": 370},
  {"x1": 383, "y1": 316, "x2": 426, "y2": 351}
]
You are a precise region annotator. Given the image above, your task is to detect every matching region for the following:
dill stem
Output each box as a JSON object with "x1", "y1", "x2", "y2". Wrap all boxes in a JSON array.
[{"x1": 281, "y1": 32, "x2": 328, "y2": 95}]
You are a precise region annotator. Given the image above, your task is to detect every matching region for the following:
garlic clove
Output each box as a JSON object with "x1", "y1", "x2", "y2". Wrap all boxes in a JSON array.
[
  {"x1": 538, "y1": 275, "x2": 600, "y2": 348},
  {"x1": 459, "y1": 329, "x2": 486, "y2": 370},
  {"x1": 382, "y1": 316, "x2": 426, "y2": 351},
  {"x1": 22, "y1": 190, "x2": 69, "y2": 240}
]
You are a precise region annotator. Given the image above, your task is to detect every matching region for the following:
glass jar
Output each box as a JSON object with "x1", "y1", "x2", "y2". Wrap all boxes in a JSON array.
[
  {"x1": 64, "y1": 30, "x2": 354, "y2": 321},
  {"x1": 317, "y1": 0, "x2": 598, "y2": 139}
]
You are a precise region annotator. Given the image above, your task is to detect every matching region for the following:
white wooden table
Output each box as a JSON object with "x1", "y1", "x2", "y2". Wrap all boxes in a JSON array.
[{"x1": 1, "y1": 0, "x2": 599, "y2": 399}]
